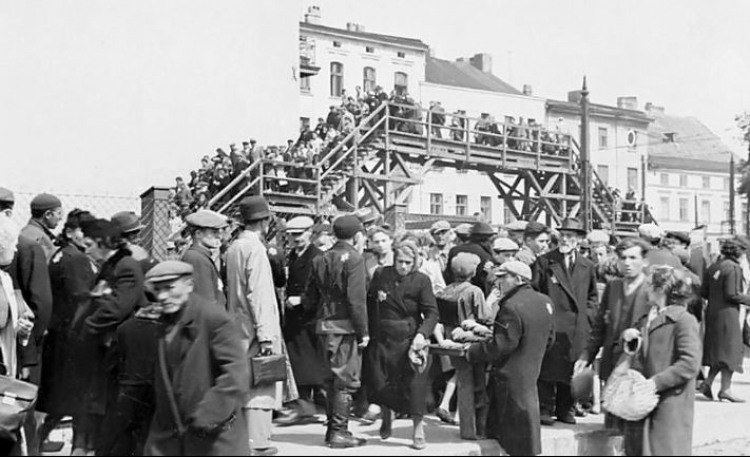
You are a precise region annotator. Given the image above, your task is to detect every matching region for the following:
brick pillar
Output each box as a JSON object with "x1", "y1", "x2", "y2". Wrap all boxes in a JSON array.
[
  {"x1": 140, "y1": 186, "x2": 172, "y2": 261},
  {"x1": 384, "y1": 203, "x2": 407, "y2": 233}
]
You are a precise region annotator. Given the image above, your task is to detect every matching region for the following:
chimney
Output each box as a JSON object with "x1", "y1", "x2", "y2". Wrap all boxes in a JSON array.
[
  {"x1": 469, "y1": 53, "x2": 493, "y2": 73},
  {"x1": 616, "y1": 96, "x2": 638, "y2": 110},
  {"x1": 304, "y1": 6, "x2": 321, "y2": 25},
  {"x1": 644, "y1": 102, "x2": 665, "y2": 115},
  {"x1": 522, "y1": 84, "x2": 533, "y2": 96},
  {"x1": 568, "y1": 90, "x2": 583, "y2": 103}
]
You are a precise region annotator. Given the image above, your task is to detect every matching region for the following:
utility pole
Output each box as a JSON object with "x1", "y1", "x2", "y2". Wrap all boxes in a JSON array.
[
  {"x1": 579, "y1": 76, "x2": 592, "y2": 232},
  {"x1": 730, "y1": 155, "x2": 736, "y2": 235}
]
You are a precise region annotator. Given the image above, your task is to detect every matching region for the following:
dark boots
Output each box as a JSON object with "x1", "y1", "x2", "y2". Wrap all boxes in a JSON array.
[{"x1": 325, "y1": 390, "x2": 366, "y2": 449}]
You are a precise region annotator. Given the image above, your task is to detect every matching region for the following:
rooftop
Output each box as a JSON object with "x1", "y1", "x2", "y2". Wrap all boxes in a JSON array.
[
  {"x1": 546, "y1": 99, "x2": 652, "y2": 125},
  {"x1": 300, "y1": 22, "x2": 429, "y2": 51},
  {"x1": 425, "y1": 56, "x2": 522, "y2": 95}
]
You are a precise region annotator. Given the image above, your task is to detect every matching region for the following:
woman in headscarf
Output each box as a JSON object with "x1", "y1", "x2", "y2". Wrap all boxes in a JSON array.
[
  {"x1": 622, "y1": 266, "x2": 702, "y2": 456},
  {"x1": 364, "y1": 240, "x2": 439, "y2": 450},
  {"x1": 700, "y1": 237, "x2": 750, "y2": 402},
  {"x1": 37, "y1": 209, "x2": 99, "y2": 454}
]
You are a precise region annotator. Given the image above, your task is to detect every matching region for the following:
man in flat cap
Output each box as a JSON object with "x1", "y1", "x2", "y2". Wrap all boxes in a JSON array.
[
  {"x1": 305, "y1": 214, "x2": 368, "y2": 448},
  {"x1": 22, "y1": 193, "x2": 62, "y2": 261},
  {"x1": 516, "y1": 222, "x2": 550, "y2": 266},
  {"x1": 0, "y1": 188, "x2": 52, "y2": 455},
  {"x1": 277, "y1": 216, "x2": 326, "y2": 426},
  {"x1": 504, "y1": 220, "x2": 528, "y2": 247},
  {"x1": 182, "y1": 210, "x2": 228, "y2": 309},
  {"x1": 428, "y1": 220, "x2": 454, "y2": 273},
  {"x1": 444, "y1": 221, "x2": 496, "y2": 294},
  {"x1": 143, "y1": 261, "x2": 250, "y2": 456},
  {"x1": 638, "y1": 223, "x2": 681, "y2": 268},
  {"x1": 225, "y1": 196, "x2": 282, "y2": 456},
  {"x1": 531, "y1": 217, "x2": 598, "y2": 425},
  {"x1": 453, "y1": 223, "x2": 472, "y2": 245},
  {"x1": 467, "y1": 261, "x2": 555, "y2": 456}
]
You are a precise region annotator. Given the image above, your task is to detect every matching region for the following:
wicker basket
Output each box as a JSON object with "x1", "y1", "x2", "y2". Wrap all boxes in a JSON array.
[{"x1": 602, "y1": 357, "x2": 659, "y2": 421}]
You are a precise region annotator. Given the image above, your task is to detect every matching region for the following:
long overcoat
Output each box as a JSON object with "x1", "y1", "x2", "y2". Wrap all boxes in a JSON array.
[
  {"x1": 145, "y1": 295, "x2": 250, "y2": 456},
  {"x1": 182, "y1": 243, "x2": 226, "y2": 309},
  {"x1": 625, "y1": 306, "x2": 702, "y2": 456},
  {"x1": 467, "y1": 283, "x2": 555, "y2": 456},
  {"x1": 532, "y1": 249, "x2": 598, "y2": 382},
  {"x1": 701, "y1": 257, "x2": 750, "y2": 372}
]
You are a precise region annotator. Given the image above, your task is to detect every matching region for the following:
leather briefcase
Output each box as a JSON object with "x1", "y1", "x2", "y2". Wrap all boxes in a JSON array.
[
  {"x1": 0, "y1": 375, "x2": 38, "y2": 440},
  {"x1": 250, "y1": 354, "x2": 288, "y2": 387}
]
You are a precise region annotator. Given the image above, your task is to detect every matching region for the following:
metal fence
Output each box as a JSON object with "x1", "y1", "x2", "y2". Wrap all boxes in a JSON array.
[{"x1": 11, "y1": 191, "x2": 140, "y2": 228}]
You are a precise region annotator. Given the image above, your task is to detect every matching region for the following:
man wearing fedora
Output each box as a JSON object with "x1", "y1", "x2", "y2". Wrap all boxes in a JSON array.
[
  {"x1": 111, "y1": 211, "x2": 155, "y2": 273},
  {"x1": 531, "y1": 217, "x2": 598, "y2": 425},
  {"x1": 226, "y1": 196, "x2": 283, "y2": 456},
  {"x1": 182, "y1": 210, "x2": 229, "y2": 309}
]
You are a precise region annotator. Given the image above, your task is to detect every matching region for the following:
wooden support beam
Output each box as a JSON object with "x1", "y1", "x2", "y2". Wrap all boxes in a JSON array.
[
  {"x1": 355, "y1": 171, "x2": 420, "y2": 185},
  {"x1": 360, "y1": 179, "x2": 384, "y2": 213}
]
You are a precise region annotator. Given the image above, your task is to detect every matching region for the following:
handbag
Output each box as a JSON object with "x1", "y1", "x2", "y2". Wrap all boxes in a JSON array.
[
  {"x1": 602, "y1": 355, "x2": 658, "y2": 421},
  {"x1": 250, "y1": 354, "x2": 288, "y2": 387},
  {"x1": 0, "y1": 374, "x2": 38, "y2": 440}
]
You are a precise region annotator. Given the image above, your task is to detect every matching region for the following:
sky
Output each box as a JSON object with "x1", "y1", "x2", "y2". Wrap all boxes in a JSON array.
[{"x1": 304, "y1": 0, "x2": 750, "y2": 155}]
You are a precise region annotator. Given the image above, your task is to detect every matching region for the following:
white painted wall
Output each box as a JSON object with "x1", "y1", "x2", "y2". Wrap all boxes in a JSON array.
[{"x1": 419, "y1": 82, "x2": 546, "y2": 122}]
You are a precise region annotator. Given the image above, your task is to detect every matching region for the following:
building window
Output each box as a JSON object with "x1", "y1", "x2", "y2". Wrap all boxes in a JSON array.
[
  {"x1": 627, "y1": 168, "x2": 638, "y2": 192},
  {"x1": 503, "y1": 205, "x2": 515, "y2": 225},
  {"x1": 679, "y1": 174, "x2": 688, "y2": 187},
  {"x1": 660, "y1": 197, "x2": 670, "y2": 220},
  {"x1": 702, "y1": 176, "x2": 711, "y2": 189},
  {"x1": 333, "y1": 41, "x2": 342, "y2": 48},
  {"x1": 480, "y1": 196, "x2": 492, "y2": 223},
  {"x1": 430, "y1": 193, "x2": 443, "y2": 215},
  {"x1": 456, "y1": 195, "x2": 468, "y2": 216},
  {"x1": 596, "y1": 165, "x2": 609, "y2": 186},
  {"x1": 300, "y1": 75, "x2": 311, "y2": 92},
  {"x1": 330, "y1": 62, "x2": 344, "y2": 97},
  {"x1": 701, "y1": 200, "x2": 711, "y2": 224},
  {"x1": 363, "y1": 67, "x2": 376, "y2": 93},
  {"x1": 394, "y1": 71, "x2": 408, "y2": 96},
  {"x1": 598, "y1": 127, "x2": 608, "y2": 150},
  {"x1": 660, "y1": 173, "x2": 669, "y2": 186},
  {"x1": 397, "y1": 51, "x2": 406, "y2": 58},
  {"x1": 679, "y1": 198, "x2": 689, "y2": 222},
  {"x1": 365, "y1": 46, "x2": 374, "y2": 53}
]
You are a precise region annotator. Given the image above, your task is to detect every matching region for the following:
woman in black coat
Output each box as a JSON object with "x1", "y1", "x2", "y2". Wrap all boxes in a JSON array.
[
  {"x1": 37, "y1": 210, "x2": 98, "y2": 453},
  {"x1": 365, "y1": 241, "x2": 438, "y2": 450},
  {"x1": 700, "y1": 238, "x2": 750, "y2": 402}
]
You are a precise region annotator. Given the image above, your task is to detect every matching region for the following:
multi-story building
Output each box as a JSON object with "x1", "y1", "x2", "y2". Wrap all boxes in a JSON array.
[{"x1": 644, "y1": 103, "x2": 740, "y2": 238}]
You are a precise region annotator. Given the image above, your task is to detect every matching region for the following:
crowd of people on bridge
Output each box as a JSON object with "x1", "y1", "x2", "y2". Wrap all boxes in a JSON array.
[{"x1": 1, "y1": 182, "x2": 748, "y2": 456}]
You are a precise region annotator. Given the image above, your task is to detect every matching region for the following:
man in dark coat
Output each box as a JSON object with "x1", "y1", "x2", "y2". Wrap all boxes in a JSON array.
[
  {"x1": 467, "y1": 261, "x2": 555, "y2": 456},
  {"x1": 278, "y1": 216, "x2": 326, "y2": 426},
  {"x1": 144, "y1": 260, "x2": 250, "y2": 456},
  {"x1": 531, "y1": 218, "x2": 598, "y2": 425},
  {"x1": 305, "y1": 215, "x2": 369, "y2": 449},
  {"x1": 182, "y1": 209, "x2": 228, "y2": 309},
  {"x1": 444, "y1": 221, "x2": 496, "y2": 294}
]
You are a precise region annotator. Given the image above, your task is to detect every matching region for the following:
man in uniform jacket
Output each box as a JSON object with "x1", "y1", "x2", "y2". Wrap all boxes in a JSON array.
[
  {"x1": 444, "y1": 221, "x2": 496, "y2": 294},
  {"x1": 226, "y1": 196, "x2": 283, "y2": 456},
  {"x1": 531, "y1": 217, "x2": 598, "y2": 425},
  {"x1": 182, "y1": 209, "x2": 228, "y2": 309},
  {"x1": 467, "y1": 261, "x2": 555, "y2": 456},
  {"x1": 305, "y1": 215, "x2": 369, "y2": 449},
  {"x1": 21, "y1": 193, "x2": 63, "y2": 261},
  {"x1": 144, "y1": 261, "x2": 250, "y2": 456}
]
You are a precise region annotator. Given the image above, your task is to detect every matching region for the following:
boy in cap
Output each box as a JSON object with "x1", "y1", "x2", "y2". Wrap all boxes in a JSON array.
[
  {"x1": 22, "y1": 192, "x2": 63, "y2": 260},
  {"x1": 143, "y1": 261, "x2": 250, "y2": 456},
  {"x1": 516, "y1": 222, "x2": 550, "y2": 266},
  {"x1": 429, "y1": 220, "x2": 453, "y2": 272},
  {"x1": 305, "y1": 215, "x2": 369, "y2": 448},
  {"x1": 225, "y1": 196, "x2": 283, "y2": 456},
  {"x1": 182, "y1": 210, "x2": 228, "y2": 309}
]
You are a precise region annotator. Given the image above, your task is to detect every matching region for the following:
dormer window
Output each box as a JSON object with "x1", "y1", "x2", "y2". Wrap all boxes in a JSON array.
[{"x1": 663, "y1": 132, "x2": 676, "y2": 143}]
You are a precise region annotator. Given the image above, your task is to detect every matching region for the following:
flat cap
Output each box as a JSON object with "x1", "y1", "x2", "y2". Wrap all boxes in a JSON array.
[
  {"x1": 451, "y1": 252, "x2": 481, "y2": 278},
  {"x1": 239, "y1": 196, "x2": 271, "y2": 222},
  {"x1": 333, "y1": 215, "x2": 364, "y2": 239},
  {"x1": 638, "y1": 223, "x2": 665, "y2": 241},
  {"x1": 111, "y1": 211, "x2": 143, "y2": 235},
  {"x1": 454, "y1": 223, "x2": 472, "y2": 237},
  {"x1": 587, "y1": 230, "x2": 610, "y2": 245},
  {"x1": 504, "y1": 220, "x2": 528, "y2": 232},
  {"x1": 31, "y1": 193, "x2": 61, "y2": 212},
  {"x1": 0, "y1": 187, "x2": 14, "y2": 204},
  {"x1": 496, "y1": 260, "x2": 532, "y2": 281},
  {"x1": 286, "y1": 216, "x2": 315, "y2": 233},
  {"x1": 666, "y1": 231, "x2": 690, "y2": 246},
  {"x1": 185, "y1": 209, "x2": 228, "y2": 229},
  {"x1": 470, "y1": 221, "x2": 495, "y2": 236},
  {"x1": 145, "y1": 260, "x2": 194, "y2": 283},
  {"x1": 494, "y1": 238, "x2": 519, "y2": 252},
  {"x1": 430, "y1": 220, "x2": 451, "y2": 233}
]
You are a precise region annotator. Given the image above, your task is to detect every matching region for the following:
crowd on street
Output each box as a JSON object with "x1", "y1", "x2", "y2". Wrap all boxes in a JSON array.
[{"x1": 2, "y1": 183, "x2": 746, "y2": 456}]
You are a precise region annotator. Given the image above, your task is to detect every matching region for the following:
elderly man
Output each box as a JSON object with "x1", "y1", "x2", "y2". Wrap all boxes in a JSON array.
[
  {"x1": 531, "y1": 217, "x2": 598, "y2": 426},
  {"x1": 516, "y1": 222, "x2": 550, "y2": 266},
  {"x1": 144, "y1": 261, "x2": 250, "y2": 456},
  {"x1": 429, "y1": 220, "x2": 453, "y2": 272},
  {"x1": 226, "y1": 196, "x2": 283, "y2": 457},
  {"x1": 467, "y1": 261, "x2": 555, "y2": 456},
  {"x1": 305, "y1": 215, "x2": 369, "y2": 449},
  {"x1": 22, "y1": 193, "x2": 63, "y2": 260},
  {"x1": 182, "y1": 210, "x2": 228, "y2": 309}
]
